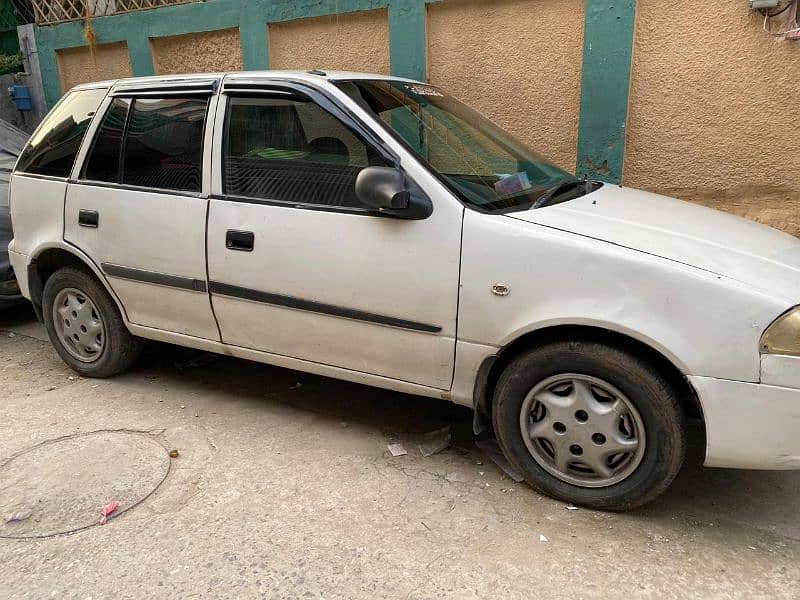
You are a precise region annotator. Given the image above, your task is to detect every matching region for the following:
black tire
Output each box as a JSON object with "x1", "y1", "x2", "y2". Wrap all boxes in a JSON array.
[
  {"x1": 492, "y1": 339, "x2": 686, "y2": 511},
  {"x1": 43, "y1": 266, "x2": 143, "y2": 378}
]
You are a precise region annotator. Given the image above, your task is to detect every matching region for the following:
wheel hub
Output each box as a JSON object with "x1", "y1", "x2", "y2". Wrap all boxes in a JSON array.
[
  {"x1": 519, "y1": 374, "x2": 646, "y2": 488},
  {"x1": 52, "y1": 287, "x2": 105, "y2": 363}
]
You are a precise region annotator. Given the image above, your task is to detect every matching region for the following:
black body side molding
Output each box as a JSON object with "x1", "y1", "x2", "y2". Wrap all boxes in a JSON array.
[
  {"x1": 208, "y1": 281, "x2": 442, "y2": 334},
  {"x1": 101, "y1": 263, "x2": 207, "y2": 292}
]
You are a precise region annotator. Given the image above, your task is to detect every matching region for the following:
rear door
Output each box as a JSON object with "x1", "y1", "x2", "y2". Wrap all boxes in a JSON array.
[
  {"x1": 64, "y1": 81, "x2": 219, "y2": 339},
  {"x1": 206, "y1": 81, "x2": 463, "y2": 389}
]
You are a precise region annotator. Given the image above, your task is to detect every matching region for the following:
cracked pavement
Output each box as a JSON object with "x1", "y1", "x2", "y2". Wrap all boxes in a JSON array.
[{"x1": 1, "y1": 306, "x2": 799, "y2": 599}]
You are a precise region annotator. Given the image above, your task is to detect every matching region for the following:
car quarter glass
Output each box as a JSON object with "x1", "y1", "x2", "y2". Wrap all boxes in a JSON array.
[
  {"x1": 82, "y1": 97, "x2": 131, "y2": 183},
  {"x1": 222, "y1": 95, "x2": 388, "y2": 208},
  {"x1": 15, "y1": 88, "x2": 107, "y2": 178}
]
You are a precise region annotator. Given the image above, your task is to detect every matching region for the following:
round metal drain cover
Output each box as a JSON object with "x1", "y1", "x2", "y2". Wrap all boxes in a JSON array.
[{"x1": 0, "y1": 430, "x2": 170, "y2": 538}]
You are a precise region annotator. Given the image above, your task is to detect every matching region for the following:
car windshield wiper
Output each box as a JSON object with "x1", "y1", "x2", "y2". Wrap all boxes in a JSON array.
[{"x1": 531, "y1": 178, "x2": 588, "y2": 210}]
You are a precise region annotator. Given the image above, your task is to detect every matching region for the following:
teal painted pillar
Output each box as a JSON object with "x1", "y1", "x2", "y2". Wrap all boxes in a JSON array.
[
  {"x1": 38, "y1": 44, "x2": 62, "y2": 109},
  {"x1": 126, "y1": 31, "x2": 154, "y2": 77},
  {"x1": 575, "y1": 0, "x2": 637, "y2": 184},
  {"x1": 388, "y1": 0, "x2": 427, "y2": 81},
  {"x1": 240, "y1": 5, "x2": 269, "y2": 70}
]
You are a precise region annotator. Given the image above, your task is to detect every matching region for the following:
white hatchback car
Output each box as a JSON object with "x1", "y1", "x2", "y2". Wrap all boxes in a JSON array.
[{"x1": 8, "y1": 71, "x2": 800, "y2": 510}]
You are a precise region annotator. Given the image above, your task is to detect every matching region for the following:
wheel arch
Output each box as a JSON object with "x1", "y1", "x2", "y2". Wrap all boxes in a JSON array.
[
  {"x1": 27, "y1": 243, "x2": 127, "y2": 323},
  {"x1": 473, "y1": 324, "x2": 705, "y2": 441}
]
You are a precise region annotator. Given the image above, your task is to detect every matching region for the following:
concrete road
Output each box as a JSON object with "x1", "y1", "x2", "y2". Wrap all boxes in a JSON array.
[{"x1": 1, "y1": 306, "x2": 799, "y2": 599}]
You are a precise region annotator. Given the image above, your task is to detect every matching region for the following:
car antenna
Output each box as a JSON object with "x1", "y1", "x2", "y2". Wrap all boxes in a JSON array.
[{"x1": 308, "y1": 69, "x2": 327, "y2": 76}]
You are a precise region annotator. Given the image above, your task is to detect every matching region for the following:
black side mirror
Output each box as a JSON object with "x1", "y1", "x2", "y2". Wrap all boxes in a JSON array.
[{"x1": 355, "y1": 167, "x2": 432, "y2": 220}]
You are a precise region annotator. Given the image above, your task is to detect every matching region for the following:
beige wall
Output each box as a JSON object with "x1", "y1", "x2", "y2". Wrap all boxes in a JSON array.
[
  {"x1": 151, "y1": 28, "x2": 243, "y2": 75},
  {"x1": 427, "y1": 0, "x2": 585, "y2": 172},
  {"x1": 56, "y1": 42, "x2": 132, "y2": 92},
  {"x1": 625, "y1": 1, "x2": 800, "y2": 237},
  {"x1": 268, "y1": 10, "x2": 390, "y2": 74}
]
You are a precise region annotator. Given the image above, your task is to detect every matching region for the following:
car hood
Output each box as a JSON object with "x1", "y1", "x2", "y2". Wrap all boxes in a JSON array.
[{"x1": 505, "y1": 184, "x2": 800, "y2": 302}]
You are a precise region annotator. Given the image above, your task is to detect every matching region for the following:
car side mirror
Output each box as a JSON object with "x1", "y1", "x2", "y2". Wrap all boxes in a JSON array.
[{"x1": 355, "y1": 167, "x2": 432, "y2": 220}]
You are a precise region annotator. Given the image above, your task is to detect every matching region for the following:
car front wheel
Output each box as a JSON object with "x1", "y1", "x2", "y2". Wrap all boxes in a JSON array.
[
  {"x1": 492, "y1": 339, "x2": 686, "y2": 510},
  {"x1": 43, "y1": 266, "x2": 143, "y2": 378}
]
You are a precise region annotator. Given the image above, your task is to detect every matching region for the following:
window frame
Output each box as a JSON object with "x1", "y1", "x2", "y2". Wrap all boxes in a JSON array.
[
  {"x1": 214, "y1": 82, "x2": 412, "y2": 217},
  {"x1": 75, "y1": 90, "x2": 213, "y2": 198}
]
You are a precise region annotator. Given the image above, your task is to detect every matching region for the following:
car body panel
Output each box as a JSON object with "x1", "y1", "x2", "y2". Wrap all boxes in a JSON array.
[
  {"x1": 507, "y1": 184, "x2": 800, "y2": 302},
  {"x1": 458, "y1": 209, "x2": 788, "y2": 383},
  {"x1": 691, "y1": 376, "x2": 800, "y2": 469}
]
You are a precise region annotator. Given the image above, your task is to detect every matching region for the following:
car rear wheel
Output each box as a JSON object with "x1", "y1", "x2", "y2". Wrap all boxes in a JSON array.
[
  {"x1": 43, "y1": 266, "x2": 143, "y2": 377},
  {"x1": 492, "y1": 339, "x2": 686, "y2": 510}
]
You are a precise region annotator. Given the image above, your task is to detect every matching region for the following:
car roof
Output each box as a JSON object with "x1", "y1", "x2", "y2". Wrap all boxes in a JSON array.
[{"x1": 71, "y1": 70, "x2": 424, "y2": 93}]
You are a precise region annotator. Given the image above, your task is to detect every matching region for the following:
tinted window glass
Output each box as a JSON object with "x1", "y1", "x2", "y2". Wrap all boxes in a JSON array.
[
  {"x1": 82, "y1": 97, "x2": 130, "y2": 183},
  {"x1": 16, "y1": 88, "x2": 107, "y2": 177},
  {"x1": 122, "y1": 97, "x2": 207, "y2": 192},
  {"x1": 223, "y1": 96, "x2": 386, "y2": 208}
]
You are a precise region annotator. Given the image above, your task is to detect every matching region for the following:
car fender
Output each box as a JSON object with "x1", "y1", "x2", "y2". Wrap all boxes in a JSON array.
[
  {"x1": 458, "y1": 211, "x2": 790, "y2": 383},
  {"x1": 25, "y1": 240, "x2": 130, "y2": 325}
]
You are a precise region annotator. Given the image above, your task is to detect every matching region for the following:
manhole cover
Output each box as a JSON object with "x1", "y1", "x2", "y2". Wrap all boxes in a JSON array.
[{"x1": 0, "y1": 430, "x2": 170, "y2": 538}]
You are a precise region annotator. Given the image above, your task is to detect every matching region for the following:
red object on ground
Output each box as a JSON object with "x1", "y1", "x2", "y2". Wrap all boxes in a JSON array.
[{"x1": 99, "y1": 501, "x2": 120, "y2": 525}]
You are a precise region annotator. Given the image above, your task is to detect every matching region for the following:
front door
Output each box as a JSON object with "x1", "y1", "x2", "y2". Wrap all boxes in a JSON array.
[
  {"x1": 65, "y1": 91, "x2": 218, "y2": 340},
  {"x1": 206, "y1": 87, "x2": 462, "y2": 389}
]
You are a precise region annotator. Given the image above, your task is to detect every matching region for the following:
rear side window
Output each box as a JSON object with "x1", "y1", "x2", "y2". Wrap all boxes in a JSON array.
[
  {"x1": 16, "y1": 88, "x2": 107, "y2": 178},
  {"x1": 81, "y1": 96, "x2": 207, "y2": 193},
  {"x1": 122, "y1": 98, "x2": 207, "y2": 192},
  {"x1": 223, "y1": 95, "x2": 387, "y2": 208},
  {"x1": 83, "y1": 97, "x2": 130, "y2": 183}
]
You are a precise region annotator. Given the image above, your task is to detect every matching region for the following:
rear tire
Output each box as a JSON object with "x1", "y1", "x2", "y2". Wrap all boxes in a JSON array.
[
  {"x1": 492, "y1": 339, "x2": 686, "y2": 511},
  {"x1": 43, "y1": 266, "x2": 143, "y2": 378}
]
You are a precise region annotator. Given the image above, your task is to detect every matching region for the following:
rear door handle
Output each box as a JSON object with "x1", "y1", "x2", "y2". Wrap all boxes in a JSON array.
[
  {"x1": 225, "y1": 230, "x2": 254, "y2": 252},
  {"x1": 78, "y1": 209, "x2": 99, "y2": 228}
]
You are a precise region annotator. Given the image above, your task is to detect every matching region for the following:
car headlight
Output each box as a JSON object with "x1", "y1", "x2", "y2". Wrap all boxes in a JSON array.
[{"x1": 761, "y1": 306, "x2": 800, "y2": 357}]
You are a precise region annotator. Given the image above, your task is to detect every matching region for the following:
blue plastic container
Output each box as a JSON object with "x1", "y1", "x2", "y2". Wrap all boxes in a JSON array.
[{"x1": 9, "y1": 85, "x2": 32, "y2": 111}]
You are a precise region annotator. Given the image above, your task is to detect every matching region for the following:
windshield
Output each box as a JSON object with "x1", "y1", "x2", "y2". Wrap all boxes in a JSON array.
[{"x1": 337, "y1": 80, "x2": 583, "y2": 213}]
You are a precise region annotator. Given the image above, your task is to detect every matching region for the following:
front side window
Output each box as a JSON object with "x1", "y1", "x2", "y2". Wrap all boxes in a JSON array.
[
  {"x1": 223, "y1": 95, "x2": 387, "y2": 208},
  {"x1": 338, "y1": 80, "x2": 587, "y2": 213},
  {"x1": 16, "y1": 88, "x2": 107, "y2": 178}
]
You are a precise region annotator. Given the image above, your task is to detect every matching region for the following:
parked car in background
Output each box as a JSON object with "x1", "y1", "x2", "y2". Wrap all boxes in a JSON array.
[
  {"x1": 7, "y1": 72, "x2": 800, "y2": 510},
  {"x1": 0, "y1": 204, "x2": 23, "y2": 308},
  {"x1": 0, "y1": 120, "x2": 27, "y2": 309}
]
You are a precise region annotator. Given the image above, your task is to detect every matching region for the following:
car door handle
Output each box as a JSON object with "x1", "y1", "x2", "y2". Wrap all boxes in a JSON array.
[
  {"x1": 225, "y1": 230, "x2": 254, "y2": 252},
  {"x1": 78, "y1": 209, "x2": 99, "y2": 228}
]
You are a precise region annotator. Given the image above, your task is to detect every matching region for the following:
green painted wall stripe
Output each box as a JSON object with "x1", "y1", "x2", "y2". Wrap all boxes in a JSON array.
[
  {"x1": 126, "y1": 32, "x2": 155, "y2": 77},
  {"x1": 389, "y1": 1, "x2": 427, "y2": 81},
  {"x1": 239, "y1": 5, "x2": 269, "y2": 71},
  {"x1": 36, "y1": 0, "x2": 436, "y2": 107},
  {"x1": 576, "y1": 0, "x2": 637, "y2": 184}
]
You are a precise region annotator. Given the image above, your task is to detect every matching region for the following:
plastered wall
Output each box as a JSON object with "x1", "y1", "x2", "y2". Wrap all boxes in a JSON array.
[
  {"x1": 268, "y1": 10, "x2": 390, "y2": 74},
  {"x1": 625, "y1": 0, "x2": 800, "y2": 236},
  {"x1": 56, "y1": 42, "x2": 132, "y2": 92},
  {"x1": 427, "y1": 0, "x2": 585, "y2": 172},
  {"x1": 151, "y1": 28, "x2": 243, "y2": 75}
]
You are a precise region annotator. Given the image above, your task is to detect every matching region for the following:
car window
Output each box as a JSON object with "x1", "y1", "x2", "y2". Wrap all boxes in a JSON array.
[
  {"x1": 121, "y1": 97, "x2": 208, "y2": 193},
  {"x1": 223, "y1": 95, "x2": 387, "y2": 208},
  {"x1": 15, "y1": 88, "x2": 107, "y2": 178},
  {"x1": 82, "y1": 97, "x2": 131, "y2": 183}
]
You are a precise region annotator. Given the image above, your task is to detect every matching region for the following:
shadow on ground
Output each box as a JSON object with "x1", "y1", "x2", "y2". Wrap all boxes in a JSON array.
[{"x1": 134, "y1": 339, "x2": 800, "y2": 541}]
